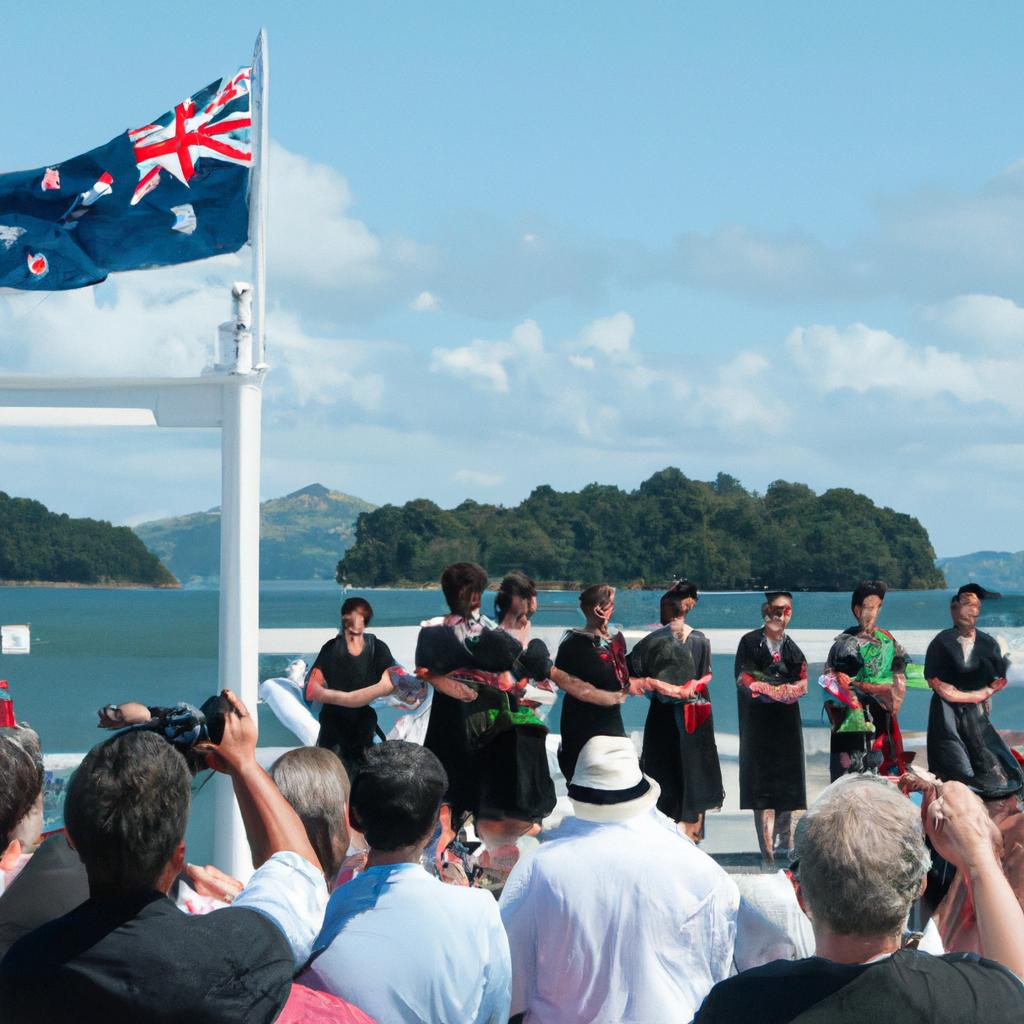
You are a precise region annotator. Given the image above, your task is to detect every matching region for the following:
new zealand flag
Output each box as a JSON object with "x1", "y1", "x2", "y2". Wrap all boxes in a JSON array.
[{"x1": 0, "y1": 68, "x2": 252, "y2": 290}]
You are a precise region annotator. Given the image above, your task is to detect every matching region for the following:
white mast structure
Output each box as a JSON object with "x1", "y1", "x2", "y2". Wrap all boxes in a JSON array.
[{"x1": 0, "y1": 30, "x2": 270, "y2": 879}]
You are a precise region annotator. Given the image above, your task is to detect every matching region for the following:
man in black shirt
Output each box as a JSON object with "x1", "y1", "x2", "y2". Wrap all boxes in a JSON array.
[
  {"x1": 307, "y1": 596, "x2": 398, "y2": 778},
  {"x1": 694, "y1": 775, "x2": 1024, "y2": 1023},
  {"x1": 0, "y1": 690, "x2": 329, "y2": 1024}
]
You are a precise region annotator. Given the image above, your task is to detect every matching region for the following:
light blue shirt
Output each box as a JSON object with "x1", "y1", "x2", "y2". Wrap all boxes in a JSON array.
[{"x1": 303, "y1": 862, "x2": 511, "y2": 1024}]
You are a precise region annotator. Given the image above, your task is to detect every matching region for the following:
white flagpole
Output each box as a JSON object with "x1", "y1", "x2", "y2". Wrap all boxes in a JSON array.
[
  {"x1": 213, "y1": 29, "x2": 269, "y2": 879},
  {"x1": 250, "y1": 27, "x2": 269, "y2": 367}
]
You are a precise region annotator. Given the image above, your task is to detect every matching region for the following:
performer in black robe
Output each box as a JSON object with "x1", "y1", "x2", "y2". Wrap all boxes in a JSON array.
[
  {"x1": 306, "y1": 597, "x2": 397, "y2": 780},
  {"x1": 554, "y1": 583, "x2": 631, "y2": 784},
  {"x1": 925, "y1": 583, "x2": 1023, "y2": 800},
  {"x1": 628, "y1": 580, "x2": 724, "y2": 842},
  {"x1": 735, "y1": 590, "x2": 808, "y2": 864}
]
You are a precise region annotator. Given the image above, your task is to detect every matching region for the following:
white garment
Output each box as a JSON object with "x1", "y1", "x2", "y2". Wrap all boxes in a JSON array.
[
  {"x1": 259, "y1": 675, "x2": 320, "y2": 746},
  {"x1": 499, "y1": 808, "x2": 739, "y2": 1024},
  {"x1": 732, "y1": 871, "x2": 814, "y2": 971},
  {"x1": 232, "y1": 850, "x2": 328, "y2": 967},
  {"x1": 303, "y1": 861, "x2": 511, "y2": 1024}
]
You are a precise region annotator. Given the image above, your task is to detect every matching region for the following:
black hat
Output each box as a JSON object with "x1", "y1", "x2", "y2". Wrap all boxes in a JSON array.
[
  {"x1": 764, "y1": 590, "x2": 792, "y2": 603},
  {"x1": 956, "y1": 583, "x2": 1002, "y2": 601},
  {"x1": 851, "y1": 580, "x2": 887, "y2": 613}
]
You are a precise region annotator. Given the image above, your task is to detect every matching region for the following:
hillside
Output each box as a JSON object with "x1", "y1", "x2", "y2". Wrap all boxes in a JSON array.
[
  {"x1": 0, "y1": 492, "x2": 177, "y2": 586},
  {"x1": 134, "y1": 484, "x2": 376, "y2": 582},
  {"x1": 936, "y1": 550, "x2": 1024, "y2": 593},
  {"x1": 338, "y1": 468, "x2": 946, "y2": 591}
]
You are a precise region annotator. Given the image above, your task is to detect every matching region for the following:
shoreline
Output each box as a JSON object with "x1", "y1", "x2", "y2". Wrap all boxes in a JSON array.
[{"x1": 0, "y1": 579, "x2": 182, "y2": 590}]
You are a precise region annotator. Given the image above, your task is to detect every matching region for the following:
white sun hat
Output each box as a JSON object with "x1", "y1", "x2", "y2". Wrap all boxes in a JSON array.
[{"x1": 567, "y1": 735, "x2": 661, "y2": 822}]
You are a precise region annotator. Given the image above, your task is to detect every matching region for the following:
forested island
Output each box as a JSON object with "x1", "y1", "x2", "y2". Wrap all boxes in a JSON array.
[
  {"x1": 0, "y1": 492, "x2": 177, "y2": 587},
  {"x1": 337, "y1": 468, "x2": 945, "y2": 591}
]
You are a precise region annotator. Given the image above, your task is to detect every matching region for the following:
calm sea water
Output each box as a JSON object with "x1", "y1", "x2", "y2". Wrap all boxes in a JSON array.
[{"x1": 4, "y1": 582, "x2": 1023, "y2": 861}]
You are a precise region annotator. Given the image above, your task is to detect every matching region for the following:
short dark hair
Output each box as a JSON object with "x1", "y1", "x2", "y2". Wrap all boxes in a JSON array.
[
  {"x1": 65, "y1": 730, "x2": 191, "y2": 894},
  {"x1": 341, "y1": 596, "x2": 374, "y2": 625},
  {"x1": 579, "y1": 583, "x2": 614, "y2": 611},
  {"x1": 851, "y1": 580, "x2": 886, "y2": 614},
  {"x1": 0, "y1": 726, "x2": 44, "y2": 848},
  {"x1": 270, "y1": 747, "x2": 350, "y2": 883},
  {"x1": 660, "y1": 580, "x2": 699, "y2": 624},
  {"x1": 495, "y1": 570, "x2": 537, "y2": 621},
  {"x1": 440, "y1": 562, "x2": 488, "y2": 616},
  {"x1": 348, "y1": 742, "x2": 447, "y2": 852}
]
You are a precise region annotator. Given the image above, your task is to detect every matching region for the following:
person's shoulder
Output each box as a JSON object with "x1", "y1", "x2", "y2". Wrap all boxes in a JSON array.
[
  {"x1": 317, "y1": 635, "x2": 340, "y2": 656},
  {"x1": 738, "y1": 628, "x2": 764, "y2": 644},
  {"x1": 927, "y1": 628, "x2": 956, "y2": 647},
  {"x1": 935, "y1": 950, "x2": 1024, "y2": 989},
  {"x1": 696, "y1": 958, "x2": 821, "y2": 1021}
]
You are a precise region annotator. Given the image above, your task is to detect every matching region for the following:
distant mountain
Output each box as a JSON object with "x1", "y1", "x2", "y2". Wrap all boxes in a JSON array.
[
  {"x1": 936, "y1": 550, "x2": 1024, "y2": 594},
  {"x1": 0, "y1": 492, "x2": 176, "y2": 586},
  {"x1": 134, "y1": 484, "x2": 376, "y2": 582}
]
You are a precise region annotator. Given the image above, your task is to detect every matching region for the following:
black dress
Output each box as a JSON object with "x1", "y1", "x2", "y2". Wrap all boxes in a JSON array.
[
  {"x1": 312, "y1": 633, "x2": 394, "y2": 779},
  {"x1": 734, "y1": 629, "x2": 807, "y2": 811},
  {"x1": 628, "y1": 626, "x2": 724, "y2": 823},
  {"x1": 417, "y1": 622, "x2": 556, "y2": 824},
  {"x1": 925, "y1": 628, "x2": 1023, "y2": 799},
  {"x1": 554, "y1": 629, "x2": 629, "y2": 783}
]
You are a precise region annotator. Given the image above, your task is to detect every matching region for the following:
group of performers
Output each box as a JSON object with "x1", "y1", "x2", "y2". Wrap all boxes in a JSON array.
[{"x1": 305, "y1": 566, "x2": 1023, "y2": 871}]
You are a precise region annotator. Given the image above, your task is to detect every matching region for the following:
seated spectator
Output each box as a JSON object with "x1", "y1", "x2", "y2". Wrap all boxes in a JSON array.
[
  {"x1": 499, "y1": 735, "x2": 739, "y2": 1023},
  {"x1": 693, "y1": 775, "x2": 1024, "y2": 1023},
  {"x1": 0, "y1": 725, "x2": 44, "y2": 894},
  {"x1": 0, "y1": 724, "x2": 90, "y2": 957},
  {"x1": 270, "y1": 746, "x2": 352, "y2": 888},
  {"x1": 301, "y1": 741, "x2": 511, "y2": 1023},
  {"x1": 0, "y1": 690, "x2": 332, "y2": 1024}
]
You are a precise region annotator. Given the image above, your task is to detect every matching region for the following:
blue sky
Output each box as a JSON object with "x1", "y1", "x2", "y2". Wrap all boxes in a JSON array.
[{"x1": 3, "y1": 3, "x2": 1024, "y2": 558}]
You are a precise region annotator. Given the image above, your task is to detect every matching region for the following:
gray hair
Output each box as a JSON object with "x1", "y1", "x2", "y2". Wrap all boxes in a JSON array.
[
  {"x1": 269, "y1": 747, "x2": 350, "y2": 883},
  {"x1": 0, "y1": 725, "x2": 44, "y2": 847},
  {"x1": 793, "y1": 774, "x2": 930, "y2": 937}
]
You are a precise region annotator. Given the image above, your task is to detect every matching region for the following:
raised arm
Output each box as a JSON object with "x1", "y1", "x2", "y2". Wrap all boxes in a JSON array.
[
  {"x1": 197, "y1": 689, "x2": 320, "y2": 872},
  {"x1": 923, "y1": 780, "x2": 1024, "y2": 979}
]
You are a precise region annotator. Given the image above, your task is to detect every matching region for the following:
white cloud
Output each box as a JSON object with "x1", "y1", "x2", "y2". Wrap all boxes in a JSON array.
[
  {"x1": 785, "y1": 322, "x2": 1024, "y2": 405},
  {"x1": 430, "y1": 338, "x2": 511, "y2": 392},
  {"x1": 411, "y1": 290, "x2": 440, "y2": 311},
  {"x1": 266, "y1": 310, "x2": 388, "y2": 412},
  {"x1": 568, "y1": 354, "x2": 595, "y2": 370},
  {"x1": 454, "y1": 469, "x2": 503, "y2": 487},
  {"x1": 577, "y1": 311, "x2": 635, "y2": 358},
  {"x1": 0, "y1": 255, "x2": 241, "y2": 376},
  {"x1": 924, "y1": 294, "x2": 1024, "y2": 350},
  {"x1": 429, "y1": 319, "x2": 545, "y2": 393}
]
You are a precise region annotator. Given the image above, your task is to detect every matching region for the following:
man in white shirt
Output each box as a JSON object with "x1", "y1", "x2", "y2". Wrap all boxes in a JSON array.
[
  {"x1": 302, "y1": 740, "x2": 511, "y2": 1023},
  {"x1": 499, "y1": 735, "x2": 739, "y2": 1023}
]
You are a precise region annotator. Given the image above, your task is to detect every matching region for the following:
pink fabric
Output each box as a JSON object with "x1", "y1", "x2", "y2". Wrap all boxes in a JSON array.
[{"x1": 276, "y1": 983, "x2": 377, "y2": 1024}]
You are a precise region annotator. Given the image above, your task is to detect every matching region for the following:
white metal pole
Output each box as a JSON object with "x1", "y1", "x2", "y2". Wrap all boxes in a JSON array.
[
  {"x1": 212, "y1": 29, "x2": 270, "y2": 880},
  {"x1": 214, "y1": 375, "x2": 263, "y2": 878},
  {"x1": 250, "y1": 28, "x2": 269, "y2": 367}
]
